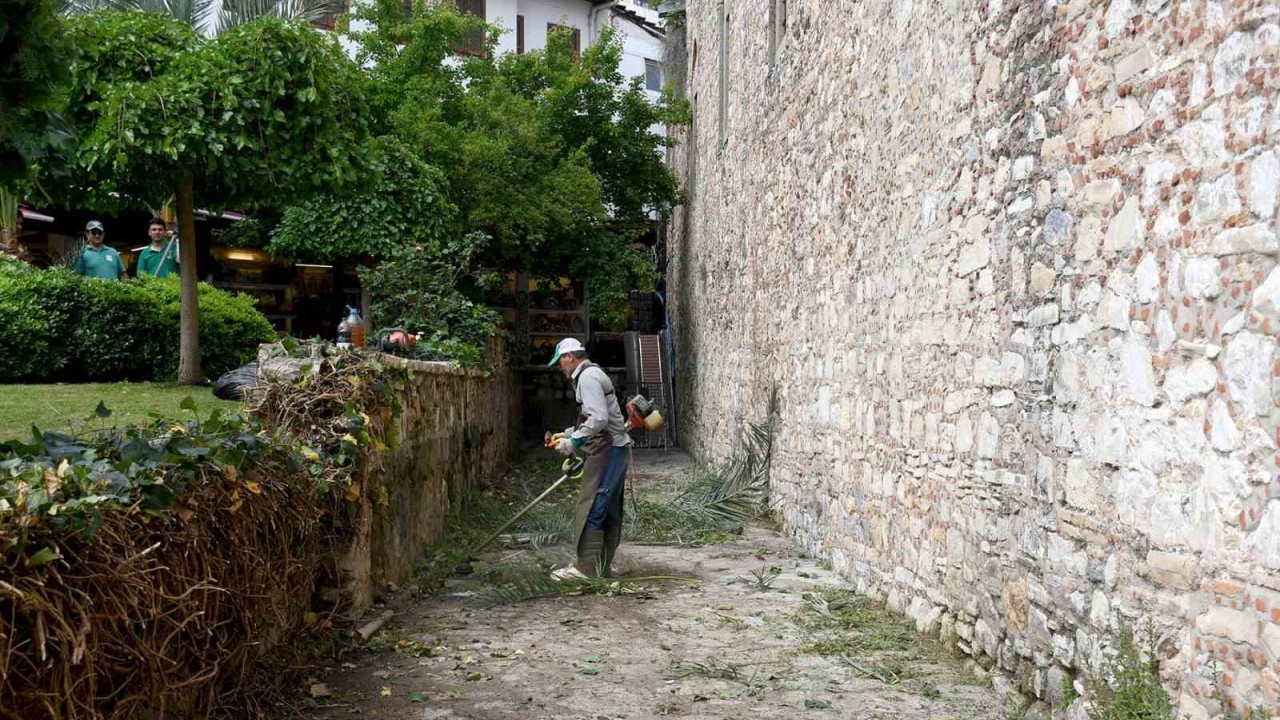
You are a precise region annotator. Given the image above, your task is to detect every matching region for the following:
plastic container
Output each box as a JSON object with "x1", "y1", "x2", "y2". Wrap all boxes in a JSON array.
[{"x1": 337, "y1": 306, "x2": 365, "y2": 349}]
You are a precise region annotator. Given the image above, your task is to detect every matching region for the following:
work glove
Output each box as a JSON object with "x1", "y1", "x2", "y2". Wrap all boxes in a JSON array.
[{"x1": 554, "y1": 437, "x2": 576, "y2": 456}]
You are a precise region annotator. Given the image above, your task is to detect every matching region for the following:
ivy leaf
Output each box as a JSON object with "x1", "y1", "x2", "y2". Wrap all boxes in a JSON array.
[
  {"x1": 26, "y1": 546, "x2": 60, "y2": 566},
  {"x1": 93, "y1": 401, "x2": 112, "y2": 419},
  {"x1": 179, "y1": 396, "x2": 197, "y2": 412}
]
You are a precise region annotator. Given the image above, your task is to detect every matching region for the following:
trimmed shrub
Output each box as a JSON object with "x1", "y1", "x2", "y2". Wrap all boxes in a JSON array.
[
  {"x1": 135, "y1": 276, "x2": 279, "y2": 380},
  {"x1": 0, "y1": 262, "x2": 275, "y2": 382},
  {"x1": 0, "y1": 260, "x2": 79, "y2": 380}
]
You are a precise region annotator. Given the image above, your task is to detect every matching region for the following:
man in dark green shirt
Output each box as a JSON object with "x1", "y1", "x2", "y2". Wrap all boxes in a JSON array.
[
  {"x1": 73, "y1": 220, "x2": 126, "y2": 280},
  {"x1": 136, "y1": 217, "x2": 179, "y2": 278}
]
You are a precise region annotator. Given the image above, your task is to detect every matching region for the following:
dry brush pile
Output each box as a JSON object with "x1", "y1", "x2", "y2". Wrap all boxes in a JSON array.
[{"x1": 0, "y1": 346, "x2": 404, "y2": 720}]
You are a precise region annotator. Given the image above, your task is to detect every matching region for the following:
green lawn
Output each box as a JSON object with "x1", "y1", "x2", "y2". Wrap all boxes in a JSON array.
[{"x1": 0, "y1": 383, "x2": 241, "y2": 441}]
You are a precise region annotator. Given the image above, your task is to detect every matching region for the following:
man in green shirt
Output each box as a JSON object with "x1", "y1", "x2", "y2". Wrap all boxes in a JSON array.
[
  {"x1": 72, "y1": 220, "x2": 127, "y2": 280},
  {"x1": 136, "y1": 217, "x2": 179, "y2": 278}
]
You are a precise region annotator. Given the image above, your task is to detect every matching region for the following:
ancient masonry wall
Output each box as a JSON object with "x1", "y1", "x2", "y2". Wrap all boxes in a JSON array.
[
  {"x1": 321, "y1": 342, "x2": 515, "y2": 614},
  {"x1": 667, "y1": 1, "x2": 1280, "y2": 716}
]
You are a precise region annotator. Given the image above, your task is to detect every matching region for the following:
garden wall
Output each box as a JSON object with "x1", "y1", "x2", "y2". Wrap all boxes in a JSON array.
[
  {"x1": 668, "y1": 1, "x2": 1280, "y2": 716},
  {"x1": 320, "y1": 343, "x2": 517, "y2": 613}
]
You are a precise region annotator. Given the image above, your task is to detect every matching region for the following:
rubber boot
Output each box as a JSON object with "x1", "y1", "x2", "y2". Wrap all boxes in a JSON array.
[
  {"x1": 601, "y1": 525, "x2": 622, "y2": 578},
  {"x1": 577, "y1": 530, "x2": 606, "y2": 578}
]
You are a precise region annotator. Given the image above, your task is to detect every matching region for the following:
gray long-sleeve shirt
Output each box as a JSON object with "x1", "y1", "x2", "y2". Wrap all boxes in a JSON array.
[{"x1": 569, "y1": 362, "x2": 632, "y2": 448}]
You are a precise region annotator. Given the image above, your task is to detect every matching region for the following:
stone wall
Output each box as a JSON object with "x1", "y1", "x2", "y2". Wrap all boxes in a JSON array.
[
  {"x1": 667, "y1": 1, "x2": 1280, "y2": 716},
  {"x1": 329, "y1": 344, "x2": 515, "y2": 613}
]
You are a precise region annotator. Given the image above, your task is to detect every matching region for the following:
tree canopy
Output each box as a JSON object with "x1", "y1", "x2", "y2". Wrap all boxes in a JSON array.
[
  {"x1": 272, "y1": 0, "x2": 688, "y2": 323},
  {"x1": 0, "y1": 0, "x2": 72, "y2": 184},
  {"x1": 60, "y1": 10, "x2": 371, "y2": 381},
  {"x1": 62, "y1": 11, "x2": 368, "y2": 212}
]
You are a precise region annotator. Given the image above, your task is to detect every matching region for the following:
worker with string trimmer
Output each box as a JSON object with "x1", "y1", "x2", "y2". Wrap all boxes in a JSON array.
[{"x1": 546, "y1": 337, "x2": 633, "y2": 580}]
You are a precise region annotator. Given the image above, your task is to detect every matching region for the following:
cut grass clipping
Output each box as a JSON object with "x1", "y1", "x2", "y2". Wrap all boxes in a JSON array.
[
  {"x1": 797, "y1": 589, "x2": 957, "y2": 693},
  {"x1": 478, "y1": 568, "x2": 698, "y2": 607},
  {"x1": 665, "y1": 659, "x2": 772, "y2": 699},
  {"x1": 413, "y1": 402, "x2": 776, "y2": 603}
]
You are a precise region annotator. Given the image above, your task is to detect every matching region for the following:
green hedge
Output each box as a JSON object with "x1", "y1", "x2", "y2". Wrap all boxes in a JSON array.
[{"x1": 0, "y1": 260, "x2": 276, "y2": 382}]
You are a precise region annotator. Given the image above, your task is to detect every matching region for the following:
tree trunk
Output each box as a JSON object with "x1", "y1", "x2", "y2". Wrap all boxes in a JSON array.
[{"x1": 176, "y1": 176, "x2": 202, "y2": 385}]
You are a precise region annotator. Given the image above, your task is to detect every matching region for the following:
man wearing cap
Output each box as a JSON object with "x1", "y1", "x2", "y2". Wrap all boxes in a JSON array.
[
  {"x1": 547, "y1": 337, "x2": 632, "y2": 579},
  {"x1": 73, "y1": 220, "x2": 126, "y2": 280}
]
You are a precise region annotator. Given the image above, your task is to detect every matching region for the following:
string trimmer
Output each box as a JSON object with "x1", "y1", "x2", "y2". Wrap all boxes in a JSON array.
[{"x1": 453, "y1": 454, "x2": 586, "y2": 576}]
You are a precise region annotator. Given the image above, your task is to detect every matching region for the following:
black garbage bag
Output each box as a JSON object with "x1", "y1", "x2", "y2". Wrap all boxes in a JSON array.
[{"x1": 212, "y1": 362, "x2": 259, "y2": 401}]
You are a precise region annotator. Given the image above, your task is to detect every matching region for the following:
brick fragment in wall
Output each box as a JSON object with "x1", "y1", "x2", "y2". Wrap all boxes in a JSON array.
[{"x1": 668, "y1": 0, "x2": 1280, "y2": 713}]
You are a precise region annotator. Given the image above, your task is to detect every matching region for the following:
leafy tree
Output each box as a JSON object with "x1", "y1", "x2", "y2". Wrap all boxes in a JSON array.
[
  {"x1": 356, "y1": 233, "x2": 500, "y2": 366},
  {"x1": 346, "y1": 1, "x2": 686, "y2": 323},
  {"x1": 0, "y1": 0, "x2": 71, "y2": 184},
  {"x1": 59, "y1": 11, "x2": 369, "y2": 382},
  {"x1": 270, "y1": 137, "x2": 455, "y2": 261},
  {"x1": 60, "y1": 0, "x2": 347, "y2": 36}
]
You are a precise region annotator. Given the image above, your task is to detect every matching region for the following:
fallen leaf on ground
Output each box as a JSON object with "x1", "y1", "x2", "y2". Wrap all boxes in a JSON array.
[
  {"x1": 309, "y1": 683, "x2": 333, "y2": 698},
  {"x1": 715, "y1": 604, "x2": 733, "y2": 611},
  {"x1": 380, "y1": 686, "x2": 391, "y2": 697},
  {"x1": 409, "y1": 691, "x2": 428, "y2": 703},
  {"x1": 582, "y1": 668, "x2": 600, "y2": 676}
]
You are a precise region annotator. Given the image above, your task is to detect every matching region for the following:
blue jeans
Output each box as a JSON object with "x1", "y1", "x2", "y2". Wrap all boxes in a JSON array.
[{"x1": 585, "y1": 446, "x2": 629, "y2": 531}]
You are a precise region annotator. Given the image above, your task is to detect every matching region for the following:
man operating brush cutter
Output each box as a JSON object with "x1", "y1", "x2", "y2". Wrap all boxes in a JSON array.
[{"x1": 545, "y1": 338, "x2": 633, "y2": 581}]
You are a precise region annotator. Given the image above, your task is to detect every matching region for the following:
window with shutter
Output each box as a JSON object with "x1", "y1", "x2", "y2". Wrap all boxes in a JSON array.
[
  {"x1": 547, "y1": 23, "x2": 581, "y2": 62},
  {"x1": 517, "y1": 15, "x2": 525, "y2": 53},
  {"x1": 311, "y1": 0, "x2": 350, "y2": 31},
  {"x1": 453, "y1": 0, "x2": 485, "y2": 56}
]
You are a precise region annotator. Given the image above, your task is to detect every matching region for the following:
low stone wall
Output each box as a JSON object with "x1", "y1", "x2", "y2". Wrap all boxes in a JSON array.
[{"x1": 330, "y1": 346, "x2": 515, "y2": 613}]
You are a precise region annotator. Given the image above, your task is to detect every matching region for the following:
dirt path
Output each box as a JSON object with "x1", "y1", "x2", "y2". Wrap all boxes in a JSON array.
[{"x1": 304, "y1": 451, "x2": 1006, "y2": 720}]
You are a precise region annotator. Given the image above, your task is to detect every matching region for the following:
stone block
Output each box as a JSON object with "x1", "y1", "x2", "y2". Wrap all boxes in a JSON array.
[
  {"x1": 1178, "y1": 116, "x2": 1229, "y2": 172},
  {"x1": 1224, "y1": 331, "x2": 1274, "y2": 418},
  {"x1": 1253, "y1": 266, "x2": 1280, "y2": 322},
  {"x1": 1075, "y1": 215, "x2": 1102, "y2": 261},
  {"x1": 1104, "y1": 198, "x2": 1145, "y2": 255},
  {"x1": 977, "y1": 413, "x2": 1000, "y2": 459},
  {"x1": 1029, "y1": 262, "x2": 1057, "y2": 296},
  {"x1": 1163, "y1": 358, "x2": 1217, "y2": 405},
  {"x1": 1264, "y1": 622, "x2": 1280, "y2": 661},
  {"x1": 1026, "y1": 304, "x2": 1061, "y2": 327},
  {"x1": 1214, "y1": 31, "x2": 1257, "y2": 93},
  {"x1": 1120, "y1": 340, "x2": 1156, "y2": 407},
  {"x1": 1041, "y1": 136, "x2": 1067, "y2": 168},
  {"x1": 1248, "y1": 151, "x2": 1278, "y2": 219},
  {"x1": 1209, "y1": 400, "x2": 1241, "y2": 452},
  {"x1": 958, "y1": 236, "x2": 991, "y2": 277},
  {"x1": 1097, "y1": 290, "x2": 1131, "y2": 330},
  {"x1": 1193, "y1": 174, "x2": 1242, "y2": 225},
  {"x1": 1183, "y1": 256, "x2": 1222, "y2": 299},
  {"x1": 1196, "y1": 606, "x2": 1259, "y2": 644},
  {"x1": 1115, "y1": 45, "x2": 1156, "y2": 83},
  {"x1": 1145, "y1": 551, "x2": 1199, "y2": 590},
  {"x1": 1210, "y1": 223, "x2": 1279, "y2": 256},
  {"x1": 1061, "y1": 459, "x2": 1098, "y2": 512},
  {"x1": 1083, "y1": 179, "x2": 1122, "y2": 207},
  {"x1": 1249, "y1": 502, "x2": 1280, "y2": 570},
  {"x1": 1102, "y1": 98, "x2": 1145, "y2": 139},
  {"x1": 1135, "y1": 254, "x2": 1160, "y2": 304}
]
